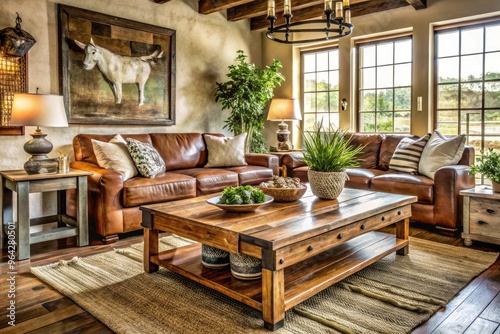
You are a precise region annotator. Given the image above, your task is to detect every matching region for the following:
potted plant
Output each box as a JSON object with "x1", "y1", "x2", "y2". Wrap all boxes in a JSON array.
[
  {"x1": 301, "y1": 122, "x2": 364, "y2": 199},
  {"x1": 469, "y1": 148, "x2": 500, "y2": 192},
  {"x1": 215, "y1": 50, "x2": 284, "y2": 153}
]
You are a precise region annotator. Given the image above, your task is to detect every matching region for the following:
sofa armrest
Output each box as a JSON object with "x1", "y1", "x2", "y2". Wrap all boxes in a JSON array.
[
  {"x1": 69, "y1": 161, "x2": 126, "y2": 236},
  {"x1": 433, "y1": 165, "x2": 476, "y2": 230},
  {"x1": 245, "y1": 153, "x2": 279, "y2": 175},
  {"x1": 282, "y1": 153, "x2": 306, "y2": 176}
]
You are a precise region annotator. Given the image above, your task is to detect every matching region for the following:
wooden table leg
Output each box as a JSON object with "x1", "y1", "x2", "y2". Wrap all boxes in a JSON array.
[
  {"x1": 16, "y1": 181, "x2": 30, "y2": 260},
  {"x1": 0, "y1": 176, "x2": 12, "y2": 250},
  {"x1": 262, "y1": 268, "x2": 285, "y2": 330},
  {"x1": 396, "y1": 217, "x2": 410, "y2": 256},
  {"x1": 76, "y1": 175, "x2": 89, "y2": 246},
  {"x1": 144, "y1": 227, "x2": 159, "y2": 273}
]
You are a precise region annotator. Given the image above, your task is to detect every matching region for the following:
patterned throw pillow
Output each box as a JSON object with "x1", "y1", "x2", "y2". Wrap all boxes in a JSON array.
[
  {"x1": 204, "y1": 133, "x2": 247, "y2": 168},
  {"x1": 91, "y1": 134, "x2": 138, "y2": 181},
  {"x1": 389, "y1": 134, "x2": 431, "y2": 174},
  {"x1": 126, "y1": 138, "x2": 166, "y2": 178}
]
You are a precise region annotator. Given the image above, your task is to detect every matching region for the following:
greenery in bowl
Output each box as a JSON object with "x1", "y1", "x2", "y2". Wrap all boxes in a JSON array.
[
  {"x1": 218, "y1": 185, "x2": 266, "y2": 204},
  {"x1": 469, "y1": 148, "x2": 500, "y2": 183},
  {"x1": 300, "y1": 122, "x2": 364, "y2": 173}
]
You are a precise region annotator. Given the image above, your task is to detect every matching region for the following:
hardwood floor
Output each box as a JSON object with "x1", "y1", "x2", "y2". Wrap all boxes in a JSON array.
[{"x1": 0, "y1": 224, "x2": 499, "y2": 334}]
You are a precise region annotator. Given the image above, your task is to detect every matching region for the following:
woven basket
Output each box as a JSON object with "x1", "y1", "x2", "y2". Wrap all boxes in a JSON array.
[{"x1": 307, "y1": 169, "x2": 348, "y2": 200}]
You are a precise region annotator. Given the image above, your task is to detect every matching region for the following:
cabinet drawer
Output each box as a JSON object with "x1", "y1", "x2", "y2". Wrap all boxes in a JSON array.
[{"x1": 469, "y1": 197, "x2": 500, "y2": 238}]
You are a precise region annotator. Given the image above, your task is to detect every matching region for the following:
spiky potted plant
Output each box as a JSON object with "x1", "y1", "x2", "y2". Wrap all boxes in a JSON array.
[{"x1": 301, "y1": 121, "x2": 364, "y2": 199}]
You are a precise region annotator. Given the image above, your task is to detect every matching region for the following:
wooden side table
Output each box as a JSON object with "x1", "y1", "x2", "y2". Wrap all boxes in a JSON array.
[
  {"x1": 0, "y1": 169, "x2": 92, "y2": 260},
  {"x1": 461, "y1": 186, "x2": 500, "y2": 246}
]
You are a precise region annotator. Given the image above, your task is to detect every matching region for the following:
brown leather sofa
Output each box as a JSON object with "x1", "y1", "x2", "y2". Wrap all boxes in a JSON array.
[
  {"x1": 66, "y1": 133, "x2": 279, "y2": 243},
  {"x1": 282, "y1": 134, "x2": 476, "y2": 234}
]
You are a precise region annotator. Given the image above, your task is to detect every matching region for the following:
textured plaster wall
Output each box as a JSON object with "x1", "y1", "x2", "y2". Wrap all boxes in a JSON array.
[
  {"x1": 1, "y1": 0, "x2": 259, "y2": 218},
  {"x1": 262, "y1": 0, "x2": 500, "y2": 145}
]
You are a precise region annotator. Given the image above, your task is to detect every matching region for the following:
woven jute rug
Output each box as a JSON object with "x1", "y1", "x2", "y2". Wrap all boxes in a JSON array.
[{"x1": 31, "y1": 236, "x2": 498, "y2": 334}]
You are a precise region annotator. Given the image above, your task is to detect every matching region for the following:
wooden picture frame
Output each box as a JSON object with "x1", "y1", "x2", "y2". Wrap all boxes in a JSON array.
[{"x1": 58, "y1": 5, "x2": 176, "y2": 125}]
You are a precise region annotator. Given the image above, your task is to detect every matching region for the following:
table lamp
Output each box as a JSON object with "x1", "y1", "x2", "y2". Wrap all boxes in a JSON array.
[
  {"x1": 10, "y1": 93, "x2": 68, "y2": 174},
  {"x1": 267, "y1": 98, "x2": 302, "y2": 151}
]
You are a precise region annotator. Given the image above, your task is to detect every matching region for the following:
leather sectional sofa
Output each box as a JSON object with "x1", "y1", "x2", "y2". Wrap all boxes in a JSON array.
[
  {"x1": 282, "y1": 133, "x2": 476, "y2": 234},
  {"x1": 66, "y1": 133, "x2": 279, "y2": 243}
]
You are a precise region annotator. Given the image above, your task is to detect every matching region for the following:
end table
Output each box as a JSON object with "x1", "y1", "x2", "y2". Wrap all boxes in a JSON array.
[
  {"x1": 0, "y1": 169, "x2": 92, "y2": 260},
  {"x1": 461, "y1": 186, "x2": 500, "y2": 246}
]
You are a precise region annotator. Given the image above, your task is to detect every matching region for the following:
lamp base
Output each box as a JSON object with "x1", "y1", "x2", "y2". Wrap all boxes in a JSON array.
[
  {"x1": 24, "y1": 157, "x2": 59, "y2": 175},
  {"x1": 23, "y1": 128, "x2": 57, "y2": 174},
  {"x1": 276, "y1": 121, "x2": 293, "y2": 151}
]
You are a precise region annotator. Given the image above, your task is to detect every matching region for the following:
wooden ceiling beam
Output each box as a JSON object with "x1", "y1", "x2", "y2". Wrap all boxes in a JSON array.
[
  {"x1": 251, "y1": 0, "x2": 411, "y2": 31},
  {"x1": 228, "y1": 0, "x2": 322, "y2": 22},
  {"x1": 199, "y1": 0, "x2": 254, "y2": 15},
  {"x1": 406, "y1": 0, "x2": 427, "y2": 10}
]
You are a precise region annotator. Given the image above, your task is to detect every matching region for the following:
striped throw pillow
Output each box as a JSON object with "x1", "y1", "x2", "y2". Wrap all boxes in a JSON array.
[{"x1": 389, "y1": 134, "x2": 431, "y2": 174}]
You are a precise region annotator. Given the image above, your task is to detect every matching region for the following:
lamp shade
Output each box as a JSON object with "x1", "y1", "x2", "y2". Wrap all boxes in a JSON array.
[
  {"x1": 267, "y1": 98, "x2": 302, "y2": 121},
  {"x1": 10, "y1": 93, "x2": 68, "y2": 127}
]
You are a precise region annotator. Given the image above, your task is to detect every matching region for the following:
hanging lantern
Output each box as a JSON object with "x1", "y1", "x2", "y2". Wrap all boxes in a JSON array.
[{"x1": 0, "y1": 13, "x2": 36, "y2": 56}]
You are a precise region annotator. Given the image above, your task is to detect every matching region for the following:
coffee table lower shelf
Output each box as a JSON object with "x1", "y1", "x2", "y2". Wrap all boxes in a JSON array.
[{"x1": 149, "y1": 231, "x2": 408, "y2": 322}]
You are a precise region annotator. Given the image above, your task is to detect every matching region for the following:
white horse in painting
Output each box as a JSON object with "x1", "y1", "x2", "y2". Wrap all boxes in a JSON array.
[{"x1": 74, "y1": 38, "x2": 164, "y2": 106}]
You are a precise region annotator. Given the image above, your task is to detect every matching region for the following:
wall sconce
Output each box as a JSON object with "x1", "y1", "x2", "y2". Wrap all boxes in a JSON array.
[{"x1": 341, "y1": 98, "x2": 348, "y2": 111}]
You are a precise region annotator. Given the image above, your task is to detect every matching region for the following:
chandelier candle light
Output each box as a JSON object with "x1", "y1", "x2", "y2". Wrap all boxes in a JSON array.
[{"x1": 266, "y1": 0, "x2": 353, "y2": 44}]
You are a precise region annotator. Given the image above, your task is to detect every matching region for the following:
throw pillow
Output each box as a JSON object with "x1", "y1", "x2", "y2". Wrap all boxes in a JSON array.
[
  {"x1": 91, "y1": 134, "x2": 138, "y2": 181},
  {"x1": 204, "y1": 133, "x2": 247, "y2": 168},
  {"x1": 126, "y1": 138, "x2": 166, "y2": 178},
  {"x1": 389, "y1": 134, "x2": 431, "y2": 174},
  {"x1": 418, "y1": 130, "x2": 466, "y2": 179}
]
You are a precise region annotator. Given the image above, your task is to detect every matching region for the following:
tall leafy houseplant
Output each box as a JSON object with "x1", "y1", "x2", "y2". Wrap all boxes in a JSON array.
[
  {"x1": 301, "y1": 122, "x2": 364, "y2": 199},
  {"x1": 215, "y1": 50, "x2": 284, "y2": 153}
]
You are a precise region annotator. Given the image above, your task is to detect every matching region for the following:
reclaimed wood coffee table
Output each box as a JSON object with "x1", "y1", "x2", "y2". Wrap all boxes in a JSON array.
[{"x1": 141, "y1": 187, "x2": 417, "y2": 330}]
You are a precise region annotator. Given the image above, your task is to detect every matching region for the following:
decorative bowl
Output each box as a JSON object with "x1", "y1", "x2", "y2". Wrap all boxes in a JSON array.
[
  {"x1": 259, "y1": 185, "x2": 307, "y2": 203},
  {"x1": 206, "y1": 195, "x2": 274, "y2": 212}
]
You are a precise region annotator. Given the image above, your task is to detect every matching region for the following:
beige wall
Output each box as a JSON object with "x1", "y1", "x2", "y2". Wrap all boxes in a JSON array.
[
  {"x1": 1, "y1": 0, "x2": 258, "y2": 217},
  {"x1": 262, "y1": 0, "x2": 500, "y2": 146}
]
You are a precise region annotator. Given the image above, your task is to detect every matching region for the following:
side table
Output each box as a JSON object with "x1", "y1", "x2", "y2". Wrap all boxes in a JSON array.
[
  {"x1": 270, "y1": 150, "x2": 302, "y2": 177},
  {"x1": 461, "y1": 186, "x2": 500, "y2": 246},
  {"x1": 0, "y1": 169, "x2": 92, "y2": 260}
]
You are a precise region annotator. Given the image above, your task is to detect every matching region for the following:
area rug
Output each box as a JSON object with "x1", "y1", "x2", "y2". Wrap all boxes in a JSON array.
[{"x1": 31, "y1": 236, "x2": 498, "y2": 334}]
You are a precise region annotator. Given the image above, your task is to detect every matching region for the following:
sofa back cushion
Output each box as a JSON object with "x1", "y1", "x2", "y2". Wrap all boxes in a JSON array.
[
  {"x1": 346, "y1": 133, "x2": 383, "y2": 169},
  {"x1": 150, "y1": 133, "x2": 208, "y2": 171},
  {"x1": 73, "y1": 134, "x2": 152, "y2": 164}
]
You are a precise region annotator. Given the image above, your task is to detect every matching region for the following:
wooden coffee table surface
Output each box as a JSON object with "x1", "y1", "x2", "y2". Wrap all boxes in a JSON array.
[{"x1": 141, "y1": 187, "x2": 417, "y2": 330}]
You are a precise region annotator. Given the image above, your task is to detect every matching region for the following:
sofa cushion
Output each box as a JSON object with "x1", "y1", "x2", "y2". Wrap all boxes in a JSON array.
[
  {"x1": 122, "y1": 172, "x2": 196, "y2": 207},
  {"x1": 225, "y1": 166, "x2": 274, "y2": 185},
  {"x1": 345, "y1": 168, "x2": 386, "y2": 189},
  {"x1": 150, "y1": 133, "x2": 208, "y2": 171},
  {"x1": 389, "y1": 133, "x2": 430, "y2": 174},
  {"x1": 371, "y1": 172, "x2": 434, "y2": 204},
  {"x1": 378, "y1": 135, "x2": 415, "y2": 171},
  {"x1": 418, "y1": 130, "x2": 466, "y2": 179},
  {"x1": 346, "y1": 133, "x2": 383, "y2": 169},
  {"x1": 126, "y1": 138, "x2": 166, "y2": 178},
  {"x1": 91, "y1": 134, "x2": 138, "y2": 181},
  {"x1": 204, "y1": 133, "x2": 247, "y2": 168},
  {"x1": 173, "y1": 168, "x2": 239, "y2": 195}
]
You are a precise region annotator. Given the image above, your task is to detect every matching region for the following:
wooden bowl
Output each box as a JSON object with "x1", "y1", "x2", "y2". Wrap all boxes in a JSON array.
[{"x1": 259, "y1": 185, "x2": 307, "y2": 203}]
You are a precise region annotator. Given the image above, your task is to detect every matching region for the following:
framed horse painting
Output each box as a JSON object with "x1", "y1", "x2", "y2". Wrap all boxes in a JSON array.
[{"x1": 58, "y1": 5, "x2": 176, "y2": 125}]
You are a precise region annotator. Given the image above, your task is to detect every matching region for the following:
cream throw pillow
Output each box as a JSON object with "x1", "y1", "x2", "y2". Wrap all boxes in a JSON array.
[
  {"x1": 91, "y1": 134, "x2": 138, "y2": 181},
  {"x1": 418, "y1": 130, "x2": 466, "y2": 179},
  {"x1": 204, "y1": 133, "x2": 247, "y2": 168}
]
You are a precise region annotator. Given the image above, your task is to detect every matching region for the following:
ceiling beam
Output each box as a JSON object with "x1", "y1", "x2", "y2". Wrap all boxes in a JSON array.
[
  {"x1": 251, "y1": 0, "x2": 411, "y2": 31},
  {"x1": 406, "y1": 0, "x2": 427, "y2": 10},
  {"x1": 199, "y1": 0, "x2": 254, "y2": 15},
  {"x1": 228, "y1": 0, "x2": 322, "y2": 22}
]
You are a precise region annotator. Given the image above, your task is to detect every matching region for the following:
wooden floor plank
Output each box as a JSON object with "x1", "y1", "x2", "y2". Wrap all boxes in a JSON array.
[
  {"x1": 463, "y1": 318, "x2": 499, "y2": 334},
  {"x1": 480, "y1": 292, "x2": 500, "y2": 323},
  {"x1": 26, "y1": 312, "x2": 97, "y2": 334}
]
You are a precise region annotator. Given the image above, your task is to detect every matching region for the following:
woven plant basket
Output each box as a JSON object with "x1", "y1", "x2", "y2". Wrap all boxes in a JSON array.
[{"x1": 308, "y1": 169, "x2": 348, "y2": 200}]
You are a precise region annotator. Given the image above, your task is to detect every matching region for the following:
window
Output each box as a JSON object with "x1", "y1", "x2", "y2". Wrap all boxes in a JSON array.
[
  {"x1": 357, "y1": 36, "x2": 413, "y2": 133},
  {"x1": 435, "y1": 20, "x2": 500, "y2": 156},
  {"x1": 301, "y1": 48, "x2": 339, "y2": 131}
]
